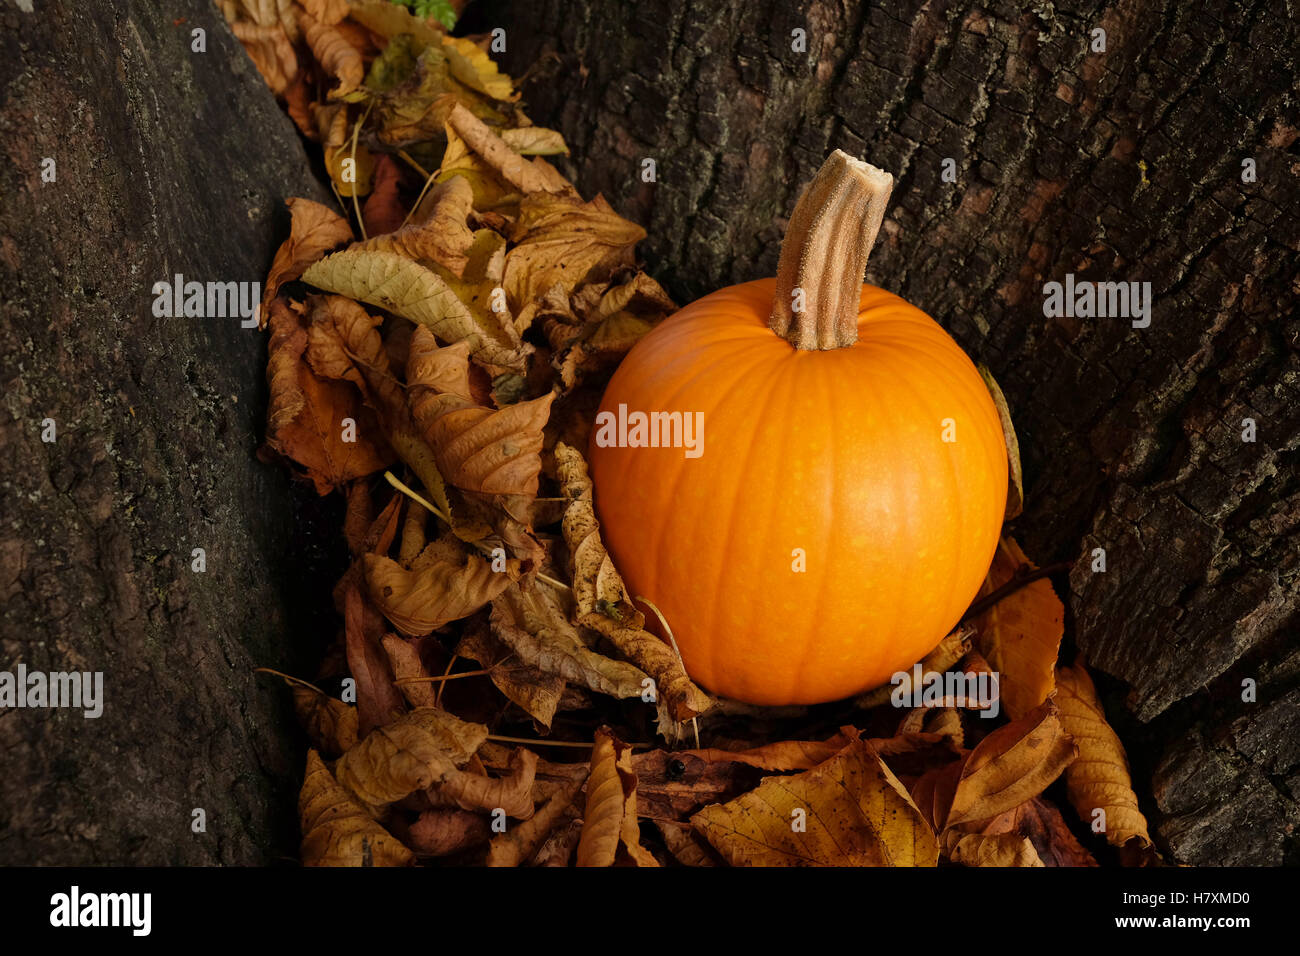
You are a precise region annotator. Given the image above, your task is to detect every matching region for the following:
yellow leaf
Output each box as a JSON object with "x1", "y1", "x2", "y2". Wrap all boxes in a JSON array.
[
  {"x1": 301, "y1": 247, "x2": 528, "y2": 372},
  {"x1": 299, "y1": 750, "x2": 414, "y2": 866},
  {"x1": 440, "y1": 35, "x2": 514, "y2": 101},
  {"x1": 1056, "y1": 664, "x2": 1156, "y2": 856},
  {"x1": 324, "y1": 141, "x2": 374, "y2": 197},
  {"x1": 692, "y1": 739, "x2": 939, "y2": 866},
  {"x1": 501, "y1": 126, "x2": 569, "y2": 156},
  {"x1": 971, "y1": 537, "x2": 1064, "y2": 719}
]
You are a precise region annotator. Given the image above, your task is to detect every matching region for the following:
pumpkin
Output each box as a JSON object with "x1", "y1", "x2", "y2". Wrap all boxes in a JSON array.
[{"x1": 589, "y1": 151, "x2": 1008, "y2": 706}]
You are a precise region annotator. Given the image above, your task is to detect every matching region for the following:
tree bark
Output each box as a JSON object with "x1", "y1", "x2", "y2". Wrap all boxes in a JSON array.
[
  {"x1": 0, "y1": 0, "x2": 336, "y2": 863},
  {"x1": 478, "y1": 0, "x2": 1300, "y2": 864}
]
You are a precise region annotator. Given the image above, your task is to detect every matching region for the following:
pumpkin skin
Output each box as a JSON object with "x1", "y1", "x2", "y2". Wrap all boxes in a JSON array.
[{"x1": 588, "y1": 278, "x2": 1007, "y2": 706}]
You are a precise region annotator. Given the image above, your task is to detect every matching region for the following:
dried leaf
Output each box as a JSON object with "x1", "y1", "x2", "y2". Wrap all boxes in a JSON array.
[
  {"x1": 446, "y1": 103, "x2": 557, "y2": 195},
  {"x1": 434, "y1": 747, "x2": 537, "y2": 819},
  {"x1": 264, "y1": 199, "x2": 354, "y2": 312},
  {"x1": 692, "y1": 739, "x2": 939, "y2": 867},
  {"x1": 440, "y1": 35, "x2": 514, "y2": 101},
  {"x1": 231, "y1": 20, "x2": 297, "y2": 95},
  {"x1": 1056, "y1": 664, "x2": 1155, "y2": 855},
  {"x1": 501, "y1": 127, "x2": 569, "y2": 156},
  {"x1": 456, "y1": 619, "x2": 563, "y2": 732},
  {"x1": 302, "y1": 248, "x2": 528, "y2": 371},
  {"x1": 362, "y1": 153, "x2": 408, "y2": 237},
  {"x1": 978, "y1": 363, "x2": 1023, "y2": 520},
  {"x1": 363, "y1": 538, "x2": 510, "y2": 636},
  {"x1": 486, "y1": 776, "x2": 584, "y2": 867},
  {"x1": 683, "y1": 728, "x2": 861, "y2": 771},
  {"x1": 354, "y1": 175, "x2": 476, "y2": 276},
  {"x1": 382, "y1": 634, "x2": 438, "y2": 708},
  {"x1": 343, "y1": 579, "x2": 407, "y2": 735},
  {"x1": 971, "y1": 538, "x2": 1064, "y2": 719},
  {"x1": 334, "y1": 706, "x2": 489, "y2": 812},
  {"x1": 299, "y1": 9, "x2": 363, "y2": 100},
  {"x1": 262, "y1": 299, "x2": 395, "y2": 493},
  {"x1": 577, "y1": 728, "x2": 658, "y2": 866},
  {"x1": 300, "y1": 750, "x2": 414, "y2": 866},
  {"x1": 504, "y1": 193, "x2": 646, "y2": 310},
  {"x1": 405, "y1": 808, "x2": 491, "y2": 856},
  {"x1": 293, "y1": 684, "x2": 360, "y2": 757},
  {"x1": 491, "y1": 583, "x2": 649, "y2": 700},
  {"x1": 555, "y1": 441, "x2": 710, "y2": 719}
]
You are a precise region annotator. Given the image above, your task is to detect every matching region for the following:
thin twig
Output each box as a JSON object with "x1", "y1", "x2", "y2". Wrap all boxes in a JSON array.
[
  {"x1": 254, "y1": 667, "x2": 328, "y2": 697},
  {"x1": 396, "y1": 669, "x2": 489, "y2": 685},
  {"x1": 348, "y1": 103, "x2": 374, "y2": 240},
  {"x1": 396, "y1": 148, "x2": 431, "y2": 180}
]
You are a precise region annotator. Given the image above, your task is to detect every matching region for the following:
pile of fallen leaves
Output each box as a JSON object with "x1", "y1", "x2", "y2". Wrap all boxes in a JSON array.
[{"x1": 229, "y1": 0, "x2": 1159, "y2": 867}]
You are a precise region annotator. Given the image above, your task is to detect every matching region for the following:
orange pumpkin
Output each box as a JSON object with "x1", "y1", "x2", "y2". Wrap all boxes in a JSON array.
[{"x1": 589, "y1": 151, "x2": 1008, "y2": 705}]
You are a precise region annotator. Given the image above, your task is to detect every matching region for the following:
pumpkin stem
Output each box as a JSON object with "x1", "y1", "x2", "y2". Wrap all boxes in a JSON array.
[{"x1": 769, "y1": 150, "x2": 894, "y2": 350}]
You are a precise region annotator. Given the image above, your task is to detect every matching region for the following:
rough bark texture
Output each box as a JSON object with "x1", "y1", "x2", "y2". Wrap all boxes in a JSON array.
[
  {"x1": 476, "y1": 0, "x2": 1300, "y2": 864},
  {"x1": 0, "y1": 0, "x2": 337, "y2": 863}
]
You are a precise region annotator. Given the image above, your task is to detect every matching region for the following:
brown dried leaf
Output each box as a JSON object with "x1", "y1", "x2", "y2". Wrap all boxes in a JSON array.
[
  {"x1": 334, "y1": 706, "x2": 489, "y2": 812},
  {"x1": 554, "y1": 442, "x2": 711, "y2": 719},
  {"x1": 231, "y1": 21, "x2": 298, "y2": 95},
  {"x1": 456, "y1": 619, "x2": 563, "y2": 732},
  {"x1": 343, "y1": 579, "x2": 407, "y2": 735},
  {"x1": 299, "y1": 9, "x2": 363, "y2": 100},
  {"x1": 692, "y1": 739, "x2": 939, "y2": 867},
  {"x1": 434, "y1": 747, "x2": 538, "y2": 819},
  {"x1": 262, "y1": 299, "x2": 395, "y2": 493},
  {"x1": 264, "y1": 199, "x2": 355, "y2": 313},
  {"x1": 354, "y1": 175, "x2": 476, "y2": 276},
  {"x1": 491, "y1": 583, "x2": 648, "y2": 700},
  {"x1": 446, "y1": 103, "x2": 557, "y2": 196},
  {"x1": 381, "y1": 634, "x2": 438, "y2": 708},
  {"x1": 486, "y1": 776, "x2": 584, "y2": 867},
  {"x1": 577, "y1": 728, "x2": 658, "y2": 866},
  {"x1": 292, "y1": 684, "x2": 359, "y2": 757},
  {"x1": 971, "y1": 538, "x2": 1064, "y2": 719},
  {"x1": 363, "y1": 539, "x2": 510, "y2": 636},
  {"x1": 300, "y1": 750, "x2": 414, "y2": 867},
  {"x1": 504, "y1": 193, "x2": 646, "y2": 309},
  {"x1": 1056, "y1": 663, "x2": 1155, "y2": 855},
  {"x1": 362, "y1": 153, "x2": 408, "y2": 238}
]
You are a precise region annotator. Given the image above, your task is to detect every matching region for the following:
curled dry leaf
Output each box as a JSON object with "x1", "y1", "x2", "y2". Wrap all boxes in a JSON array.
[
  {"x1": 945, "y1": 831, "x2": 1043, "y2": 867},
  {"x1": 504, "y1": 193, "x2": 647, "y2": 310},
  {"x1": 490, "y1": 583, "x2": 649, "y2": 701},
  {"x1": 657, "y1": 822, "x2": 719, "y2": 866},
  {"x1": 440, "y1": 35, "x2": 514, "y2": 102},
  {"x1": 262, "y1": 299, "x2": 396, "y2": 493},
  {"x1": 856, "y1": 625, "x2": 974, "y2": 709},
  {"x1": 362, "y1": 153, "x2": 408, "y2": 238},
  {"x1": 334, "y1": 706, "x2": 488, "y2": 813},
  {"x1": 354, "y1": 175, "x2": 476, "y2": 276},
  {"x1": 682, "y1": 728, "x2": 861, "y2": 772},
  {"x1": 230, "y1": 20, "x2": 298, "y2": 96},
  {"x1": 381, "y1": 634, "x2": 438, "y2": 708},
  {"x1": 943, "y1": 796, "x2": 1097, "y2": 867},
  {"x1": 1055, "y1": 664, "x2": 1155, "y2": 856},
  {"x1": 456, "y1": 618, "x2": 563, "y2": 732},
  {"x1": 533, "y1": 818, "x2": 583, "y2": 867},
  {"x1": 302, "y1": 247, "x2": 528, "y2": 372},
  {"x1": 912, "y1": 698, "x2": 1077, "y2": 834},
  {"x1": 299, "y1": 9, "x2": 364, "y2": 100},
  {"x1": 363, "y1": 538, "x2": 510, "y2": 637},
  {"x1": 407, "y1": 328, "x2": 553, "y2": 560},
  {"x1": 292, "y1": 684, "x2": 359, "y2": 758},
  {"x1": 343, "y1": 580, "x2": 407, "y2": 736},
  {"x1": 486, "y1": 776, "x2": 585, "y2": 867},
  {"x1": 446, "y1": 104, "x2": 557, "y2": 196},
  {"x1": 300, "y1": 750, "x2": 414, "y2": 867},
  {"x1": 434, "y1": 747, "x2": 538, "y2": 820},
  {"x1": 405, "y1": 808, "x2": 492, "y2": 857},
  {"x1": 577, "y1": 728, "x2": 658, "y2": 867},
  {"x1": 542, "y1": 273, "x2": 676, "y2": 388},
  {"x1": 978, "y1": 363, "x2": 1024, "y2": 520},
  {"x1": 264, "y1": 199, "x2": 355, "y2": 312},
  {"x1": 692, "y1": 739, "x2": 939, "y2": 867},
  {"x1": 555, "y1": 442, "x2": 711, "y2": 719},
  {"x1": 971, "y1": 537, "x2": 1064, "y2": 720}
]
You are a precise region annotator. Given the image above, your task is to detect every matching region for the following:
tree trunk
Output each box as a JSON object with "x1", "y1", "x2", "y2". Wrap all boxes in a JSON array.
[
  {"x1": 476, "y1": 0, "x2": 1300, "y2": 865},
  {"x1": 0, "y1": 0, "x2": 336, "y2": 864}
]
